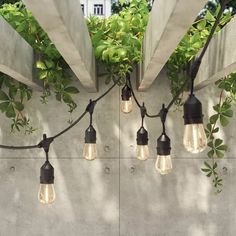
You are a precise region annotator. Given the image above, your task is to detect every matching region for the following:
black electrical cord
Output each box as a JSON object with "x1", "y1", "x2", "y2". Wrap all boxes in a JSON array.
[{"x1": 0, "y1": 0, "x2": 227, "y2": 151}]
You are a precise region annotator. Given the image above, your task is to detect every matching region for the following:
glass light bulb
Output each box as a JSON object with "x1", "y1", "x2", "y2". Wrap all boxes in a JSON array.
[
  {"x1": 183, "y1": 123, "x2": 207, "y2": 153},
  {"x1": 155, "y1": 155, "x2": 172, "y2": 175},
  {"x1": 121, "y1": 98, "x2": 132, "y2": 113},
  {"x1": 38, "y1": 184, "x2": 55, "y2": 204},
  {"x1": 83, "y1": 143, "x2": 97, "y2": 160},
  {"x1": 136, "y1": 145, "x2": 149, "y2": 161}
]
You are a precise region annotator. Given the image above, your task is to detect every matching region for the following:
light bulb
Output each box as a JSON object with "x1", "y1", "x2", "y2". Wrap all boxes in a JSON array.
[
  {"x1": 83, "y1": 143, "x2": 97, "y2": 160},
  {"x1": 183, "y1": 94, "x2": 207, "y2": 153},
  {"x1": 137, "y1": 145, "x2": 149, "y2": 161},
  {"x1": 155, "y1": 155, "x2": 172, "y2": 175},
  {"x1": 136, "y1": 126, "x2": 149, "y2": 160},
  {"x1": 39, "y1": 160, "x2": 55, "y2": 205},
  {"x1": 121, "y1": 97, "x2": 132, "y2": 113},
  {"x1": 121, "y1": 84, "x2": 132, "y2": 113},
  {"x1": 38, "y1": 184, "x2": 55, "y2": 204},
  {"x1": 183, "y1": 123, "x2": 207, "y2": 153},
  {"x1": 84, "y1": 125, "x2": 97, "y2": 160}
]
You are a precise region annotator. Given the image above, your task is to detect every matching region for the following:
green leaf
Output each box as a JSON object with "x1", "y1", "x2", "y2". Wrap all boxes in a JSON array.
[
  {"x1": 9, "y1": 86, "x2": 17, "y2": 99},
  {"x1": 210, "y1": 114, "x2": 219, "y2": 124},
  {"x1": 215, "y1": 138, "x2": 223, "y2": 147},
  {"x1": 62, "y1": 94, "x2": 73, "y2": 103},
  {"x1": 223, "y1": 109, "x2": 233, "y2": 117},
  {"x1": 201, "y1": 168, "x2": 210, "y2": 172},
  {"x1": 64, "y1": 87, "x2": 79, "y2": 94},
  {"x1": 220, "y1": 115, "x2": 229, "y2": 127},
  {"x1": 0, "y1": 90, "x2": 9, "y2": 101},
  {"x1": 204, "y1": 161, "x2": 212, "y2": 169},
  {"x1": 36, "y1": 61, "x2": 47, "y2": 70},
  {"x1": 207, "y1": 150, "x2": 214, "y2": 158},
  {"x1": 6, "y1": 104, "x2": 16, "y2": 118},
  {"x1": 215, "y1": 150, "x2": 224, "y2": 158},
  {"x1": 14, "y1": 102, "x2": 24, "y2": 111},
  {"x1": 0, "y1": 102, "x2": 10, "y2": 112}
]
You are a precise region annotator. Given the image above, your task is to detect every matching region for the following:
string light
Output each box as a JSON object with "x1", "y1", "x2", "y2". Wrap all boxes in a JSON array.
[
  {"x1": 121, "y1": 76, "x2": 133, "y2": 113},
  {"x1": 136, "y1": 103, "x2": 149, "y2": 161},
  {"x1": 0, "y1": 1, "x2": 227, "y2": 203}
]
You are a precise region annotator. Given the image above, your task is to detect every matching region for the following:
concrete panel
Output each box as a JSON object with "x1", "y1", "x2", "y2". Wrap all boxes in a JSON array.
[
  {"x1": 195, "y1": 16, "x2": 236, "y2": 89},
  {"x1": 138, "y1": 0, "x2": 206, "y2": 91},
  {"x1": 0, "y1": 159, "x2": 119, "y2": 236},
  {"x1": 120, "y1": 159, "x2": 236, "y2": 236},
  {"x1": 0, "y1": 79, "x2": 119, "y2": 159},
  {"x1": 0, "y1": 17, "x2": 42, "y2": 90},
  {"x1": 23, "y1": 0, "x2": 97, "y2": 92}
]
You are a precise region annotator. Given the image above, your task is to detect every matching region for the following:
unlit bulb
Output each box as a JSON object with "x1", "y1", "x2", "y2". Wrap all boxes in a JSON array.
[
  {"x1": 183, "y1": 123, "x2": 207, "y2": 153},
  {"x1": 38, "y1": 184, "x2": 55, "y2": 204},
  {"x1": 155, "y1": 155, "x2": 172, "y2": 175},
  {"x1": 136, "y1": 145, "x2": 149, "y2": 161},
  {"x1": 121, "y1": 98, "x2": 132, "y2": 113},
  {"x1": 83, "y1": 143, "x2": 97, "y2": 160}
]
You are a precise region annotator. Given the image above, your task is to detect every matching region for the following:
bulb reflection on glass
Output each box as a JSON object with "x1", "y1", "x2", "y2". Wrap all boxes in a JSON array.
[
  {"x1": 183, "y1": 123, "x2": 207, "y2": 153},
  {"x1": 136, "y1": 145, "x2": 149, "y2": 161},
  {"x1": 155, "y1": 155, "x2": 172, "y2": 175},
  {"x1": 83, "y1": 143, "x2": 97, "y2": 160},
  {"x1": 121, "y1": 97, "x2": 132, "y2": 113},
  {"x1": 38, "y1": 184, "x2": 55, "y2": 205}
]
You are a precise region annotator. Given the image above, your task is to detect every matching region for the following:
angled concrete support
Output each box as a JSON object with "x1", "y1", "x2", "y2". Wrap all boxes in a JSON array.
[
  {"x1": 195, "y1": 17, "x2": 236, "y2": 90},
  {"x1": 0, "y1": 17, "x2": 42, "y2": 90},
  {"x1": 23, "y1": 0, "x2": 97, "y2": 92},
  {"x1": 138, "y1": 0, "x2": 206, "y2": 91}
]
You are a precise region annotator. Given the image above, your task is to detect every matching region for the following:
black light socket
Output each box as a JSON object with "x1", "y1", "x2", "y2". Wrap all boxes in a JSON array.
[
  {"x1": 183, "y1": 94, "x2": 203, "y2": 125},
  {"x1": 85, "y1": 125, "x2": 96, "y2": 143},
  {"x1": 40, "y1": 161, "x2": 54, "y2": 184},
  {"x1": 136, "y1": 127, "x2": 148, "y2": 145},
  {"x1": 157, "y1": 133, "x2": 171, "y2": 156},
  {"x1": 121, "y1": 85, "x2": 132, "y2": 101}
]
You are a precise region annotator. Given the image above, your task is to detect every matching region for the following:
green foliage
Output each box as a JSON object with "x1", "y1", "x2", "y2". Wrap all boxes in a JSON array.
[
  {"x1": 0, "y1": 2, "x2": 79, "y2": 132},
  {"x1": 202, "y1": 72, "x2": 236, "y2": 193},
  {"x1": 87, "y1": 0, "x2": 149, "y2": 84},
  {"x1": 166, "y1": 6, "x2": 232, "y2": 105}
]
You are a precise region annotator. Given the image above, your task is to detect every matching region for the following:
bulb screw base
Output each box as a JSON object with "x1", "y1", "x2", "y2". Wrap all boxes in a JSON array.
[
  {"x1": 137, "y1": 127, "x2": 148, "y2": 145},
  {"x1": 40, "y1": 161, "x2": 54, "y2": 184},
  {"x1": 85, "y1": 125, "x2": 96, "y2": 143},
  {"x1": 157, "y1": 133, "x2": 171, "y2": 155},
  {"x1": 183, "y1": 94, "x2": 203, "y2": 125}
]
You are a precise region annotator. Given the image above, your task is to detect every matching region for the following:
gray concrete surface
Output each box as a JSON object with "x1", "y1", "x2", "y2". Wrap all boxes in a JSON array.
[
  {"x1": 0, "y1": 72, "x2": 236, "y2": 236},
  {"x1": 23, "y1": 0, "x2": 97, "y2": 92},
  {"x1": 138, "y1": 0, "x2": 206, "y2": 91},
  {"x1": 195, "y1": 16, "x2": 236, "y2": 90},
  {"x1": 0, "y1": 17, "x2": 42, "y2": 90}
]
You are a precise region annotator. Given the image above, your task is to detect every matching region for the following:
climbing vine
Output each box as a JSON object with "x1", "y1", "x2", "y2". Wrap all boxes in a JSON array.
[
  {"x1": 166, "y1": 3, "x2": 235, "y2": 192},
  {"x1": 0, "y1": 2, "x2": 79, "y2": 132}
]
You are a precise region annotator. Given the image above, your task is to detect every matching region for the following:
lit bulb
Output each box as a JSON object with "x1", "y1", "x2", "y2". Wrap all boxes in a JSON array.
[
  {"x1": 183, "y1": 94, "x2": 207, "y2": 153},
  {"x1": 137, "y1": 145, "x2": 149, "y2": 161},
  {"x1": 121, "y1": 97, "x2": 132, "y2": 113},
  {"x1": 155, "y1": 155, "x2": 172, "y2": 175},
  {"x1": 38, "y1": 184, "x2": 55, "y2": 204},
  {"x1": 121, "y1": 84, "x2": 132, "y2": 113},
  {"x1": 84, "y1": 125, "x2": 97, "y2": 160},
  {"x1": 83, "y1": 143, "x2": 97, "y2": 160},
  {"x1": 183, "y1": 123, "x2": 207, "y2": 153},
  {"x1": 39, "y1": 160, "x2": 55, "y2": 205}
]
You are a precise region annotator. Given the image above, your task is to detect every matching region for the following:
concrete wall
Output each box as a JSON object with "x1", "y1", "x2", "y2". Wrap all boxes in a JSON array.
[{"x1": 0, "y1": 71, "x2": 236, "y2": 236}]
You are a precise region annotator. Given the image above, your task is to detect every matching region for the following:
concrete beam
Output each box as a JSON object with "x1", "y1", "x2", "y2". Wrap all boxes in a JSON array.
[
  {"x1": 0, "y1": 17, "x2": 42, "y2": 90},
  {"x1": 195, "y1": 16, "x2": 236, "y2": 90},
  {"x1": 138, "y1": 0, "x2": 206, "y2": 91},
  {"x1": 23, "y1": 0, "x2": 97, "y2": 92}
]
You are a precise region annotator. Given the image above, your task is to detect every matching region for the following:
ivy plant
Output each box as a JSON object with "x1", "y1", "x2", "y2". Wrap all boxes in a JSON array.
[{"x1": 0, "y1": 2, "x2": 79, "y2": 132}]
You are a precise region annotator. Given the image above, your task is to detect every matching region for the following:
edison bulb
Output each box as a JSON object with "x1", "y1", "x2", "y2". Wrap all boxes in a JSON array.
[
  {"x1": 155, "y1": 155, "x2": 172, "y2": 175},
  {"x1": 121, "y1": 98, "x2": 132, "y2": 113},
  {"x1": 137, "y1": 145, "x2": 149, "y2": 161},
  {"x1": 183, "y1": 123, "x2": 207, "y2": 153},
  {"x1": 38, "y1": 184, "x2": 55, "y2": 204},
  {"x1": 83, "y1": 143, "x2": 97, "y2": 160}
]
